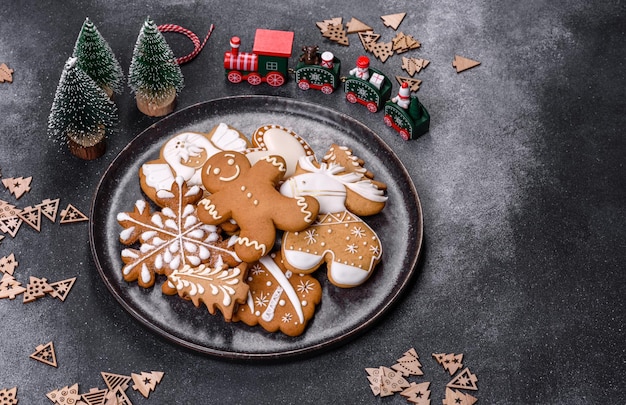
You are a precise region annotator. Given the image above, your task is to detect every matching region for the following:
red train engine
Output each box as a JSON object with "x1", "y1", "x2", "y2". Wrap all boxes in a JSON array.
[{"x1": 224, "y1": 29, "x2": 294, "y2": 87}]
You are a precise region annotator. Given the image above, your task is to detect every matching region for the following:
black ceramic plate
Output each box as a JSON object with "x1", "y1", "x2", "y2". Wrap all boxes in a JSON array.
[{"x1": 89, "y1": 95, "x2": 422, "y2": 360}]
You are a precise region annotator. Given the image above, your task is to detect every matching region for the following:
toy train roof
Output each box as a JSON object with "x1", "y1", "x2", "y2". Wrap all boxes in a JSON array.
[{"x1": 253, "y1": 29, "x2": 294, "y2": 58}]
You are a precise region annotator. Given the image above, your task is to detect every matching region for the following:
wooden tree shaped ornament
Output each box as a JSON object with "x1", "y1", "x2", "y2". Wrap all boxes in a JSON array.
[
  {"x1": 131, "y1": 371, "x2": 164, "y2": 398},
  {"x1": 38, "y1": 198, "x2": 60, "y2": 222},
  {"x1": 46, "y1": 383, "x2": 80, "y2": 405},
  {"x1": 442, "y1": 387, "x2": 478, "y2": 405},
  {"x1": 369, "y1": 41, "x2": 394, "y2": 62},
  {"x1": 23, "y1": 276, "x2": 54, "y2": 303},
  {"x1": 59, "y1": 203, "x2": 88, "y2": 223},
  {"x1": 0, "y1": 199, "x2": 21, "y2": 219},
  {"x1": 0, "y1": 216, "x2": 22, "y2": 238},
  {"x1": 104, "y1": 386, "x2": 132, "y2": 405},
  {"x1": 345, "y1": 17, "x2": 372, "y2": 34},
  {"x1": 81, "y1": 387, "x2": 108, "y2": 405},
  {"x1": 101, "y1": 371, "x2": 132, "y2": 392},
  {"x1": 452, "y1": 55, "x2": 481, "y2": 73},
  {"x1": 381, "y1": 13, "x2": 407, "y2": 30},
  {"x1": 366, "y1": 366, "x2": 410, "y2": 397},
  {"x1": 30, "y1": 341, "x2": 58, "y2": 367},
  {"x1": 432, "y1": 352, "x2": 464, "y2": 375},
  {"x1": 48, "y1": 277, "x2": 77, "y2": 302},
  {"x1": 0, "y1": 386, "x2": 18, "y2": 405},
  {"x1": 402, "y1": 56, "x2": 430, "y2": 76},
  {"x1": 2, "y1": 176, "x2": 32, "y2": 199},
  {"x1": 316, "y1": 17, "x2": 342, "y2": 33},
  {"x1": 17, "y1": 205, "x2": 42, "y2": 232},
  {"x1": 322, "y1": 23, "x2": 349, "y2": 46},
  {"x1": 358, "y1": 31, "x2": 380, "y2": 52},
  {"x1": 396, "y1": 76, "x2": 422, "y2": 92},
  {"x1": 0, "y1": 63, "x2": 13, "y2": 83},
  {"x1": 391, "y1": 347, "x2": 424, "y2": 376},
  {"x1": 0, "y1": 273, "x2": 26, "y2": 300},
  {"x1": 400, "y1": 381, "x2": 431, "y2": 405},
  {"x1": 0, "y1": 253, "x2": 18, "y2": 275},
  {"x1": 447, "y1": 367, "x2": 479, "y2": 391}
]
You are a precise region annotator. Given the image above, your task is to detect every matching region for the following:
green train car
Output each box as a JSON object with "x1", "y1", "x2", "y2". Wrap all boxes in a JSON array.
[
  {"x1": 383, "y1": 97, "x2": 430, "y2": 140},
  {"x1": 294, "y1": 50, "x2": 341, "y2": 95}
]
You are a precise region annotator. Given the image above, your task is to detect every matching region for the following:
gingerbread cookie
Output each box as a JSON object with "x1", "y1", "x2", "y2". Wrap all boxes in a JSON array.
[
  {"x1": 233, "y1": 251, "x2": 322, "y2": 336},
  {"x1": 322, "y1": 143, "x2": 387, "y2": 193},
  {"x1": 279, "y1": 156, "x2": 387, "y2": 288},
  {"x1": 197, "y1": 151, "x2": 319, "y2": 263},
  {"x1": 164, "y1": 261, "x2": 249, "y2": 321},
  {"x1": 140, "y1": 123, "x2": 250, "y2": 205},
  {"x1": 244, "y1": 124, "x2": 315, "y2": 179},
  {"x1": 117, "y1": 176, "x2": 240, "y2": 288}
]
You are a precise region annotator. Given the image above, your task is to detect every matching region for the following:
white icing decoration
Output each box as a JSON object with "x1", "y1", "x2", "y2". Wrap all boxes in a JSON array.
[{"x1": 259, "y1": 255, "x2": 305, "y2": 323}]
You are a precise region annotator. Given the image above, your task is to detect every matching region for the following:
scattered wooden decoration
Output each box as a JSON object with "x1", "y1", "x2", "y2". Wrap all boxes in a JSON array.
[
  {"x1": 0, "y1": 253, "x2": 18, "y2": 275},
  {"x1": 392, "y1": 32, "x2": 421, "y2": 53},
  {"x1": 357, "y1": 31, "x2": 379, "y2": 54},
  {"x1": 400, "y1": 381, "x2": 431, "y2": 405},
  {"x1": 46, "y1": 383, "x2": 81, "y2": 405},
  {"x1": 131, "y1": 371, "x2": 164, "y2": 398},
  {"x1": 38, "y1": 198, "x2": 60, "y2": 222},
  {"x1": 366, "y1": 366, "x2": 410, "y2": 397},
  {"x1": 447, "y1": 367, "x2": 478, "y2": 391},
  {"x1": 381, "y1": 13, "x2": 406, "y2": 30},
  {"x1": 391, "y1": 347, "x2": 424, "y2": 377},
  {"x1": 0, "y1": 386, "x2": 18, "y2": 405},
  {"x1": 345, "y1": 17, "x2": 372, "y2": 34},
  {"x1": 48, "y1": 277, "x2": 77, "y2": 302},
  {"x1": 396, "y1": 76, "x2": 422, "y2": 92},
  {"x1": 369, "y1": 40, "x2": 394, "y2": 62},
  {"x1": 81, "y1": 387, "x2": 108, "y2": 405},
  {"x1": 23, "y1": 276, "x2": 54, "y2": 303},
  {"x1": 452, "y1": 55, "x2": 481, "y2": 73},
  {"x1": 0, "y1": 235, "x2": 4, "y2": 245},
  {"x1": 321, "y1": 23, "x2": 349, "y2": 46},
  {"x1": 17, "y1": 205, "x2": 42, "y2": 232},
  {"x1": 101, "y1": 372, "x2": 132, "y2": 392},
  {"x1": 401, "y1": 56, "x2": 429, "y2": 76},
  {"x1": 2, "y1": 176, "x2": 32, "y2": 199},
  {"x1": 104, "y1": 386, "x2": 132, "y2": 405},
  {"x1": 442, "y1": 387, "x2": 478, "y2": 405},
  {"x1": 0, "y1": 216, "x2": 22, "y2": 238},
  {"x1": 316, "y1": 17, "x2": 342, "y2": 33},
  {"x1": 0, "y1": 199, "x2": 21, "y2": 218},
  {"x1": 0, "y1": 63, "x2": 13, "y2": 84},
  {"x1": 30, "y1": 341, "x2": 58, "y2": 368},
  {"x1": 59, "y1": 203, "x2": 88, "y2": 223},
  {"x1": 0, "y1": 273, "x2": 26, "y2": 299},
  {"x1": 432, "y1": 352, "x2": 464, "y2": 375}
]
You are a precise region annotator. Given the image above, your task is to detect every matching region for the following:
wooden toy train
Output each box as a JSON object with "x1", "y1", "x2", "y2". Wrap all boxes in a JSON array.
[{"x1": 224, "y1": 29, "x2": 429, "y2": 140}]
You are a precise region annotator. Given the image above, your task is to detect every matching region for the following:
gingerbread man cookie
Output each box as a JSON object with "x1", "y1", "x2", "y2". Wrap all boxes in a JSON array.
[
  {"x1": 197, "y1": 151, "x2": 320, "y2": 263},
  {"x1": 233, "y1": 251, "x2": 322, "y2": 336},
  {"x1": 140, "y1": 123, "x2": 250, "y2": 205},
  {"x1": 279, "y1": 156, "x2": 387, "y2": 288}
]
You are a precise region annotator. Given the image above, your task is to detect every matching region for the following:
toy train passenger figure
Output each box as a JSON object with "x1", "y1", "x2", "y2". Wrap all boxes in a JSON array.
[
  {"x1": 320, "y1": 51, "x2": 334, "y2": 69},
  {"x1": 392, "y1": 82, "x2": 411, "y2": 109},
  {"x1": 349, "y1": 55, "x2": 370, "y2": 80}
]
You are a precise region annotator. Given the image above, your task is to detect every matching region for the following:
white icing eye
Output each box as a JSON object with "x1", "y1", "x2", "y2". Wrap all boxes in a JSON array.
[
  {"x1": 227, "y1": 158, "x2": 235, "y2": 165},
  {"x1": 213, "y1": 167, "x2": 221, "y2": 175}
]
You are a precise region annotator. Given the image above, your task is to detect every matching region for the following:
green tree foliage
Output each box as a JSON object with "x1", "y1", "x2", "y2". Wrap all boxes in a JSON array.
[
  {"x1": 72, "y1": 17, "x2": 124, "y2": 95},
  {"x1": 128, "y1": 17, "x2": 184, "y2": 101},
  {"x1": 48, "y1": 57, "x2": 118, "y2": 144}
]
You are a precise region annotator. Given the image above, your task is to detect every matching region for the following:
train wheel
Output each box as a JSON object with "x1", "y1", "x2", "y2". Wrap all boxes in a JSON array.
[
  {"x1": 266, "y1": 72, "x2": 285, "y2": 87},
  {"x1": 384, "y1": 115, "x2": 393, "y2": 127},
  {"x1": 400, "y1": 129, "x2": 410, "y2": 141},
  {"x1": 321, "y1": 84, "x2": 334, "y2": 94},
  {"x1": 227, "y1": 71, "x2": 242, "y2": 84},
  {"x1": 247, "y1": 73, "x2": 262, "y2": 86},
  {"x1": 346, "y1": 92, "x2": 358, "y2": 104},
  {"x1": 298, "y1": 80, "x2": 310, "y2": 91},
  {"x1": 366, "y1": 102, "x2": 378, "y2": 113}
]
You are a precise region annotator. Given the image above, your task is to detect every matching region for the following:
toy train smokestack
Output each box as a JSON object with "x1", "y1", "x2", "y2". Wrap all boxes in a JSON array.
[{"x1": 229, "y1": 36, "x2": 240, "y2": 57}]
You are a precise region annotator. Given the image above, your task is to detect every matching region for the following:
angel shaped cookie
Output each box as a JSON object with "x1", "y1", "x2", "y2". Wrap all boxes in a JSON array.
[
  {"x1": 140, "y1": 123, "x2": 250, "y2": 205},
  {"x1": 197, "y1": 151, "x2": 319, "y2": 263}
]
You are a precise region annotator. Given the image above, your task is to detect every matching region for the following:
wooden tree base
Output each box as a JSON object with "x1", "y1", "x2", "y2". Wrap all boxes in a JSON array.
[
  {"x1": 67, "y1": 127, "x2": 106, "y2": 160},
  {"x1": 136, "y1": 90, "x2": 176, "y2": 117}
]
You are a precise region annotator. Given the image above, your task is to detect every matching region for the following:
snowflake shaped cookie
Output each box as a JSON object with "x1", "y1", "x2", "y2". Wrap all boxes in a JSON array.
[{"x1": 117, "y1": 177, "x2": 240, "y2": 288}]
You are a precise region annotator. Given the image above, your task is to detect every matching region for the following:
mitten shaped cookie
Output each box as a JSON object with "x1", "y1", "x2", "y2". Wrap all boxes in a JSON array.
[
  {"x1": 279, "y1": 156, "x2": 387, "y2": 288},
  {"x1": 197, "y1": 151, "x2": 319, "y2": 263}
]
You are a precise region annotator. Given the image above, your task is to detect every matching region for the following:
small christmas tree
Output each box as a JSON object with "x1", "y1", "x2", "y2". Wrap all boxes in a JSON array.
[
  {"x1": 128, "y1": 17, "x2": 183, "y2": 116},
  {"x1": 48, "y1": 57, "x2": 118, "y2": 160},
  {"x1": 72, "y1": 17, "x2": 124, "y2": 97}
]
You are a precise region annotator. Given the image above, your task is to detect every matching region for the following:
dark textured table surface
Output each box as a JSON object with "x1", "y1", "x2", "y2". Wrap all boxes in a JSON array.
[{"x1": 1, "y1": 1, "x2": 624, "y2": 404}]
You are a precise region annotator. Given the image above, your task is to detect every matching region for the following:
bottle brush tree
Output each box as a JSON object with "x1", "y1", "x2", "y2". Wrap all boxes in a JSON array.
[
  {"x1": 128, "y1": 17, "x2": 184, "y2": 117},
  {"x1": 72, "y1": 17, "x2": 124, "y2": 98},
  {"x1": 48, "y1": 57, "x2": 118, "y2": 160}
]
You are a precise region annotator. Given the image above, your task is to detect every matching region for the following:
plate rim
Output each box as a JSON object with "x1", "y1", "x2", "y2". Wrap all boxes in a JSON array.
[{"x1": 89, "y1": 95, "x2": 423, "y2": 360}]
